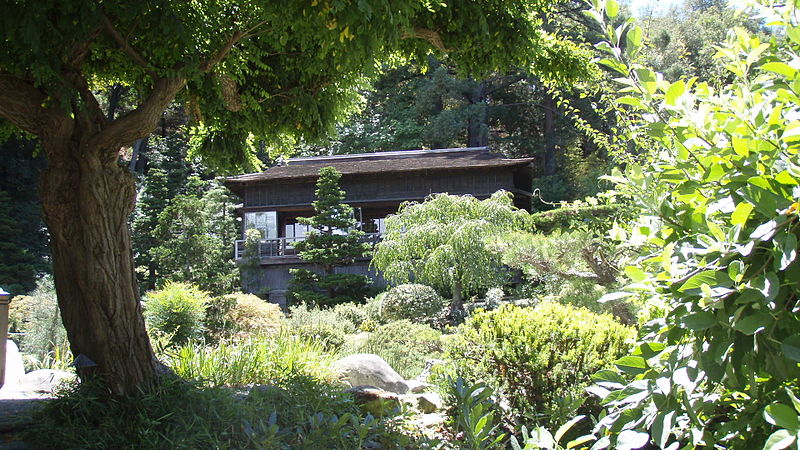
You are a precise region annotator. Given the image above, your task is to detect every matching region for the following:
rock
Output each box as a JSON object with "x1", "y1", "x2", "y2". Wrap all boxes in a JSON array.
[
  {"x1": 345, "y1": 385, "x2": 400, "y2": 417},
  {"x1": 405, "y1": 380, "x2": 431, "y2": 394},
  {"x1": 333, "y1": 354, "x2": 408, "y2": 394},
  {"x1": 402, "y1": 392, "x2": 443, "y2": 414},
  {"x1": 17, "y1": 370, "x2": 75, "y2": 394},
  {"x1": 246, "y1": 384, "x2": 289, "y2": 402}
]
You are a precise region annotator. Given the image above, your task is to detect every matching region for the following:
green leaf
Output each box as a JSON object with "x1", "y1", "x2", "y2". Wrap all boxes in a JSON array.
[
  {"x1": 592, "y1": 369, "x2": 627, "y2": 385},
  {"x1": 782, "y1": 335, "x2": 800, "y2": 362},
  {"x1": 679, "y1": 270, "x2": 733, "y2": 292},
  {"x1": 732, "y1": 202, "x2": 754, "y2": 226},
  {"x1": 625, "y1": 25, "x2": 643, "y2": 58},
  {"x1": 764, "y1": 403, "x2": 800, "y2": 430},
  {"x1": 682, "y1": 311, "x2": 717, "y2": 330},
  {"x1": 615, "y1": 356, "x2": 648, "y2": 375},
  {"x1": 606, "y1": 0, "x2": 620, "y2": 18},
  {"x1": 733, "y1": 312, "x2": 772, "y2": 335},
  {"x1": 761, "y1": 62, "x2": 797, "y2": 78},
  {"x1": 780, "y1": 233, "x2": 797, "y2": 270},
  {"x1": 624, "y1": 266, "x2": 647, "y2": 282},
  {"x1": 763, "y1": 429, "x2": 795, "y2": 450},
  {"x1": 651, "y1": 410, "x2": 675, "y2": 448},
  {"x1": 616, "y1": 429, "x2": 649, "y2": 450},
  {"x1": 665, "y1": 80, "x2": 685, "y2": 105},
  {"x1": 555, "y1": 415, "x2": 585, "y2": 443}
]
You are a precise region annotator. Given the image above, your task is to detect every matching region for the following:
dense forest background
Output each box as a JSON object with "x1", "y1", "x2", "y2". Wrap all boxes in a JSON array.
[{"x1": 0, "y1": 0, "x2": 761, "y2": 296}]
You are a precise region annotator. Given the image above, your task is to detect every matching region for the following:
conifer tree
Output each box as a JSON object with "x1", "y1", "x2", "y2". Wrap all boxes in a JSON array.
[{"x1": 289, "y1": 167, "x2": 370, "y2": 306}]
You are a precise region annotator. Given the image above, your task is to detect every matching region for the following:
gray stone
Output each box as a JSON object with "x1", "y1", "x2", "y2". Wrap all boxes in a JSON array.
[
  {"x1": 18, "y1": 370, "x2": 75, "y2": 394},
  {"x1": 402, "y1": 392, "x2": 443, "y2": 414},
  {"x1": 405, "y1": 379, "x2": 431, "y2": 394},
  {"x1": 333, "y1": 354, "x2": 408, "y2": 394}
]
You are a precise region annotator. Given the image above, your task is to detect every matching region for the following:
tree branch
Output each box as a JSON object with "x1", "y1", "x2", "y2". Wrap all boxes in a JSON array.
[
  {"x1": 100, "y1": 12, "x2": 158, "y2": 78},
  {"x1": 90, "y1": 77, "x2": 186, "y2": 149},
  {"x1": 0, "y1": 74, "x2": 59, "y2": 136},
  {"x1": 199, "y1": 31, "x2": 245, "y2": 73},
  {"x1": 402, "y1": 27, "x2": 449, "y2": 52}
]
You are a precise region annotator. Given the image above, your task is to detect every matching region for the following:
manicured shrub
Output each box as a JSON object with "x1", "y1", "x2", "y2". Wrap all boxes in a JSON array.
[
  {"x1": 285, "y1": 303, "x2": 356, "y2": 351},
  {"x1": 144, "y1": 282, "x2": 210, "y2": 345},
  {"x1": 344, "y1": 320, "x2": 443, "y2": 379},
  {"x1": 380, "y1": 284, "x2": 446, "y2": 325},
  {"x1": 205, "y1": 293, "x2": 284, "y2": 340},
  {"x1": 446, "y1": 303, "x2": 634, "y2": 428}
]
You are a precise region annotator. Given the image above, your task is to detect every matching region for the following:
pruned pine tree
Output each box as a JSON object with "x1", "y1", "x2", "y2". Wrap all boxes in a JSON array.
[{"x1": 290, "y1": 167, "x2": 370, "y2": 307}]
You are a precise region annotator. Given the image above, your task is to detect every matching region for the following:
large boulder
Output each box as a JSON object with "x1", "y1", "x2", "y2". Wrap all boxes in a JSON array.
[{"x1": 333, "y1": 354, "x2": 408, "y2": 394}]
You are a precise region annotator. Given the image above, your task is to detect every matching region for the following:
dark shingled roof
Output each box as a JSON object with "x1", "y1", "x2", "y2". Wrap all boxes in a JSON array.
[{"x1": 225, "y1": 147, "x2": 534, "y2": 186}]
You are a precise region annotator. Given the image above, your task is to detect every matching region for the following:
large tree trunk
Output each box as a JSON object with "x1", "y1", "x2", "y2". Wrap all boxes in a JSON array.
[{"x1": 40, "y1": 138, "x2": 158, "y2": 395}]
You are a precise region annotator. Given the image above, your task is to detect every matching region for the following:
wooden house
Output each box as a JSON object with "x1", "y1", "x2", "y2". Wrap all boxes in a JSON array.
[{"x1": 224, "y1": 147, "x2": 534, "y2": 305}]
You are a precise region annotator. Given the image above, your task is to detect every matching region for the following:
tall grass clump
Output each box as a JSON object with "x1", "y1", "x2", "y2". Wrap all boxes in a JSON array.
[{"x1": 165, "y1": 333, "x2": 338, "y2": 387}]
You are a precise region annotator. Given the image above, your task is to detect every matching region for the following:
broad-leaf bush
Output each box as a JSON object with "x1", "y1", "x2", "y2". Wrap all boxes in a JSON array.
[
  {"x1": 9, "y1": 277, "x2": 71, "y2": 371},
  {"x1": 143, "y1": 282, "x2": 209, "y2": 346},
  {"x1": 584, "y1": 1, "x2": 800, "y2": 447},
  {"x1": 446, "y1": 303, "x2": 634, "y2": 429},
  {"x1": 380, "y1": 283, "x2": 447, "y2": 325}
]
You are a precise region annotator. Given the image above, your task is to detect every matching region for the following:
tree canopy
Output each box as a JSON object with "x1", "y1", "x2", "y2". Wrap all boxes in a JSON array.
[{"x1": 0, "y1": 0, "x2": 590, "y2": 171}]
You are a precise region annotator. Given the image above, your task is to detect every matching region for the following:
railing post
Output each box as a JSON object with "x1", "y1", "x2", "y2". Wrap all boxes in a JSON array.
[{"x1": 0, "y1": 288, "x2": 11, "y2": 389}]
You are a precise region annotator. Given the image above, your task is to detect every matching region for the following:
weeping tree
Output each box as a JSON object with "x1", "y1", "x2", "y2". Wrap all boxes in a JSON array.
[
  {"x1": 372, "y1": 191, "x2": 530, "y2": 309},
  {"x1": 0, "y1": 0, "x2": 588, "y2": 394}
]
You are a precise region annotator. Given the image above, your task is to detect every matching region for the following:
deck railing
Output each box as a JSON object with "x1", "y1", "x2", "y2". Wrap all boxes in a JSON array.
[{"x1": 235, "y1": 232, "x2": 383, "y2": 259}]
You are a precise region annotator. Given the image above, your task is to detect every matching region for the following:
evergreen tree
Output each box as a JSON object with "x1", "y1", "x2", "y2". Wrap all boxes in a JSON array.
[
  {"x1": 0, "y1": 190, "x2": 38, "y2": 294},
  {"x1": 150, "y1": 178, "x2": 239, "y2": 296},
  {"x1": 289, "y1": 167, "x2": 371, "y2": 307}
]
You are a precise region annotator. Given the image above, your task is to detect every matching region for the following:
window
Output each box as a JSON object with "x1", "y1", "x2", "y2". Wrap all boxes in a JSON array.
[{"x1": 244, "y1": 211, "x2": 278, "y2": 239}]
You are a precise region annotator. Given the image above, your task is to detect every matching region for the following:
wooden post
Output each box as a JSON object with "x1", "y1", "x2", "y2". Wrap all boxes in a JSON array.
[{"x1": 0, "y1": 288, "x2": 11, "y2": 389}]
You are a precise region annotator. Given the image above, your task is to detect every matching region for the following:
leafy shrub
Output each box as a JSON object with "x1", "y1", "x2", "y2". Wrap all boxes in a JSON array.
[
  {"x1": 332, "y1": 302, "x2": 368, "y2": 328},
  {"x1": 582, "y1": 3, "x2": 800, "y2": 446},
  {"x1": 343, "y1": 320, "x2": 442, "y2": 379},
  {"x1": 205, "y1": 293, "x2": 284, "y2": 340},
  {"x1": 9, "y1": 277, "x2": 71, "y2": 370},
  {"x1": 483, "y1": 287, "x2": 504, "y2": 309},
  {"x1": 285, "y1": 303, "x2": 356, "y2": 351},
  {"x1": 380, "y1": 284, "x2": 446, "y2": 325},
  {"x1": 446, "y1": 303, "x2": 634, "y2": 428},
  {"x1": 144, "y1": 282, "x2": 209, "y2": 345}
]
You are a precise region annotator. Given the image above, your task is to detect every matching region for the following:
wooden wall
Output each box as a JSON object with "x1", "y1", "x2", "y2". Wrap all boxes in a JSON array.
[{"x1": 243, "y1": 168, "x2": 518, "y2": 208}]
